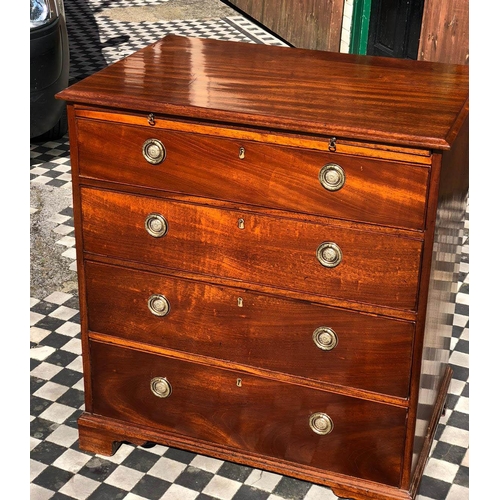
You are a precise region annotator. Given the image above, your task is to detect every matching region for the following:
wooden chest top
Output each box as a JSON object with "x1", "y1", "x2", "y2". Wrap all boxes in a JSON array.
[{"x1": 58, "y1": 34, "x2": 468, "y2": 150}]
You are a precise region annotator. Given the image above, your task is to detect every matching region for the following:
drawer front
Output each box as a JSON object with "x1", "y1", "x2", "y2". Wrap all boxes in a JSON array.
[
  {"x1": 81, "y1": 188, "x2": 422, "y2": 310},
  {"x1": 85, "y1": 261, "x2": 414, "y2": 397},
  {"x1": 90, "y1": 341, "x2": 406, "y2": 486},
  {"x1": 76, "y1": 119, "x2": 429, "y2": 229}
]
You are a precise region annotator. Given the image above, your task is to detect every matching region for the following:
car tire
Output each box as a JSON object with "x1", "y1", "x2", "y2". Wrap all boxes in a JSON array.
[{"x1": 31, "y1": 108, "x2": 68, "y2": 142}]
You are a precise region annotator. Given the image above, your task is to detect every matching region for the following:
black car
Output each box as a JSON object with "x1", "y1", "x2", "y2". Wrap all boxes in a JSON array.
[{"x1": 30, "y1": 0, "x2": 70, "y2": 141}]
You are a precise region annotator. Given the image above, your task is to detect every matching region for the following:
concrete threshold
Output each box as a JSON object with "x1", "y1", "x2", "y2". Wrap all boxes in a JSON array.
[{"x1": 97, "y1": 0, "x2": 237, "y2": 23}]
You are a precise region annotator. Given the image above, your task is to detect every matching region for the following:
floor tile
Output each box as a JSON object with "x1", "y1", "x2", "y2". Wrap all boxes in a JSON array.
[
  {"x1": 131, "y1": 475, "x2": 172, "y2": 499},
  {"x1": 273, "y1": 476, "x2": 312, "y2": 499},
  {"x1": 30, "y1": 458, "x2": 48, "y2": 482},
  {"x1": 30, "y1": 482, "x2": 58, "y2": 500},
  {"x1": 445, "y1": 483, "x2": 469, "y2": 500},
  {"x1": 175, "y1": 465, "x2": 215, "y2": 492},
  {"x1": 39, "y1": 402, "x2": 78, "y2": 425},
  {"x1": 439, "y1": 425, "x2": 469, "y2": 449},
  {"x1": 233, "y1": 485, "x2": 280, "y2": 500},
  {"x1": 53, "y1": 447, "x2": 93, "y2": 474},
  {"x1": 33, "y1": 380, "x2": 69, "y2": 401},
  {"x1": 303, "y1": 485, "x2": 338, "y2": 500},
  {"x1": 202, "y1": 475, "x2": 243, "y2": 499},
  {"x1": 58, "y1": 474, "x2": 101, "y2": 499},
  {"x1": 191, "y1": 455, "x2": 225, "y2": 473},
  {"x1": 46, "y1": 423, "x2": 79, "y2": 448},
  {"x1": 158, "y1": 483, "x2": 199, "y2": 500},
  {"x1": 245, "y1": 470, "x2": 283, "y2": 492},
  {"x1": 123, "y1": 448, "x2": 164, "y2": 473},
  {"x1": 423, "y1": 457, "x2": 459, "y2": 483},
  {"x1": 105, "y1": 465, "x2": 145, "y2": 490},
  {"x1": 146, "y1": 457, "x2": 185, "y2": 483}
]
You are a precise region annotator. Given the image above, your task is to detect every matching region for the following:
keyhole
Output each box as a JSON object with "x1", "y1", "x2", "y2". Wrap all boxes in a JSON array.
[
  {"x1": 236, "y1": 378, "x2": 242, "y2": 387},
  {"x1": 239, "y1": 147, "x2": 245, "y2": 159},
  {"x1": 238, "y1": 218, "x2": 245, "y2": 229}
]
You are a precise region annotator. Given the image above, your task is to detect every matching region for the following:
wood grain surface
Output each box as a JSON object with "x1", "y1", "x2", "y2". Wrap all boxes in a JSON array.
[
  {"x1": 90, "y1": 340, "x2": 407, "y2": 487},
  {"x1": 76, "y1": 118, "x2": 430, "y2": 230},
  {"x1": 85, "y1": 261, "x2": 415, "y2": 398},
  {"x1": 58, "y1": 35, "x2": 468, "y2": 149},
  {"x1": 80, "y1": 187, "x2": 423, "y2": 310}
]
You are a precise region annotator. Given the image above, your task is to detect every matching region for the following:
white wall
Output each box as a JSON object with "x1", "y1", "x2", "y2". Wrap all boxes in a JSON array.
[{"x1": 340, "y1": 0, "x2": 354, "y2": 53}]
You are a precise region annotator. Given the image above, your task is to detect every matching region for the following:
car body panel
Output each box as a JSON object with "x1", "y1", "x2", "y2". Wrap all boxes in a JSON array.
[{"x1": 30, "y1": 11, "x2": 69, "y2": 139}]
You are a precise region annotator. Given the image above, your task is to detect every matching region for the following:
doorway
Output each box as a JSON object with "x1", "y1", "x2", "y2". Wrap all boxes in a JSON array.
[{"x1": 351, "y1": 0, "x2": 425, "y2": 59}]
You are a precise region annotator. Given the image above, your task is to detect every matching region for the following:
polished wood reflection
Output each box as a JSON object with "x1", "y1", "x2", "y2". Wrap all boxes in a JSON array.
[{"x1": 59, "y1": 34, "x2": 468, "y2": 149}]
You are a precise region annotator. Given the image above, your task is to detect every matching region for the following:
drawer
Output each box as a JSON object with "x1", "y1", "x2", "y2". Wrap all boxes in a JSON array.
[
  {"x1": 90, "y1": 341, "x2": 407, "y2": 487},
  {"x1": 76, "y1": 119, "x2": 429, "y2": 230},
  {"x1": 81, "y1": 188, "x2": 422, "y2": 310},
  {"x1": 85, "y1": 261, "x2": 414, "y2": 398}
]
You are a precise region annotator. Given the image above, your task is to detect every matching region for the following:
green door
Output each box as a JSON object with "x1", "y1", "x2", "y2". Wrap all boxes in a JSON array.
[{"x1": 349, "y1": 0, "x2": 372, "y2": 55}]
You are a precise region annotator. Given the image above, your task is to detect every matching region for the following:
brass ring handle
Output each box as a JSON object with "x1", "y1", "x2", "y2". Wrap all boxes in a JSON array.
[
  {"x1": 319, "y1": 163, "x2": 345, "y2": 191},
  {"x1": 145, "y1": 213, "x2": 168, "y2": 238},
  {"x1": 142, "y1": 138, "x2": 166, "y2": 164},
  {"x1": 313, "y1": 327, "x2": 338, "y2": 351},
  {"x1": 150, "y1": 377, "x2": 172, "y2": 398},
  {"x1": 316, "y1": 242, "x2": 342, "y2": 268},
  {"x1": 148, "y1": 294, "x2": 170, "y2": 317},
  {"x1": 309, "y1": 412, "x2": 334, "y2": 435}
]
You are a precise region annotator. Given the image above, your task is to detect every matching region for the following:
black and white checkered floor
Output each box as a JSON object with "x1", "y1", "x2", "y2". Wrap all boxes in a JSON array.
[{"x1": 30, "y1": 1, "x2": 469, "y2": 499}]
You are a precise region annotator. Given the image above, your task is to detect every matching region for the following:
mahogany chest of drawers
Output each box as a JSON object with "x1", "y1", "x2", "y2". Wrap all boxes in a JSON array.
[{"x1": 58, "y1": 35, "x2": 469, "y2": 500}]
